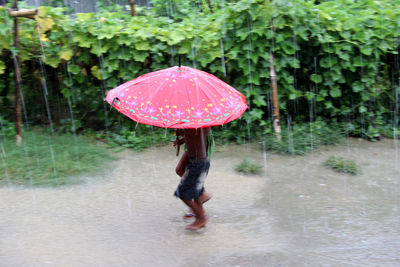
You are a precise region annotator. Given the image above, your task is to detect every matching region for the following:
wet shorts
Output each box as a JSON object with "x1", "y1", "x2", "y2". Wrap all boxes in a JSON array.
[{"x1": 174, "y1": 157, "x2": 210, "y2": 200}]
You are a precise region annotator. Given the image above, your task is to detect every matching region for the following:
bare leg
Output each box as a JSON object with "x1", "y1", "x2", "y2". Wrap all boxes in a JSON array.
[
  {"x1": 183, "y1": 191, "x2": 212, "y2": 219},
  {"x1": 199, "y1": 191, "x2": 212, "y2": 204},
  {"x1": 182, "y1": 199, "x2": 208, "y2": 230}
]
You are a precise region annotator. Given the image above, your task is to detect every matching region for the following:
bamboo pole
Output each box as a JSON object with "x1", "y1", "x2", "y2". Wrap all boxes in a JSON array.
[
  {"x1": 270, "y1": 53, "x2": 281, "y2": 141},
  {"x1": 128, "y1": 0, "x2": 136, "y2": 16},
  {"x1": 268, "y1": 1, "x2": 281, "y2": 140}
]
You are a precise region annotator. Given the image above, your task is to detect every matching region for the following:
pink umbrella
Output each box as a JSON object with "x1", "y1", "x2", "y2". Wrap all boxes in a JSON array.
[{"x1": 105, "y1": 65, "x2": 247, "y2": 128}]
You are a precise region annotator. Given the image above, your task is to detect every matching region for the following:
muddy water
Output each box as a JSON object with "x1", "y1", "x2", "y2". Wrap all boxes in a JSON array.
[{"x1": 0, "y1": 138, "x2": 399, "y2": 266}]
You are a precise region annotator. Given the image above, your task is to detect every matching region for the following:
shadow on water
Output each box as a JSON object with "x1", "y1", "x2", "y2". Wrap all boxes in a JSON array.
[{"x1": 0, "y1": 138, "x2": 399, "y2": 266}]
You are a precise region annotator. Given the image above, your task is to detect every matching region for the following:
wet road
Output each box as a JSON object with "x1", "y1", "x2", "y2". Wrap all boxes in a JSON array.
[{"x1": 0, "y1": 138, "x2": 399, "y2": 266}]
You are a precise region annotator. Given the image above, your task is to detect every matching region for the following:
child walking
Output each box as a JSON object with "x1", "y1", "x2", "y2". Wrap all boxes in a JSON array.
[{"x1": 174, "y1": 127, "x2": 212, "y2": 230}]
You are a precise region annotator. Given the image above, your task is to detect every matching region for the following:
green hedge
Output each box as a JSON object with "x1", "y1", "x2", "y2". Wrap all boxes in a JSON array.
[{"x1": 0, "y1": 0, "x2": 399, "y2": 140}]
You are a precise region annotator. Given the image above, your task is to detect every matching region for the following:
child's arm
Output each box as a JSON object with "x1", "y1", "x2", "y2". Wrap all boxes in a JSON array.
[
  {"x1": 174, "y1": 129, "x2": 185, "y2": 156},
  {"x1": 175, "y1": 152, "x2": 189, "y2": 177},
  {"x1": 173, "y1": 129, "x2": 185, "y2": 146},
  {"x1": 173, "y1": 136, "x2": 185, "y2": 147}
]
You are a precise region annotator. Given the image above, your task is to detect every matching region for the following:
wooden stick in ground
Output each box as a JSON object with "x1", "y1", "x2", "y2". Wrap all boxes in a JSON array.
[
  {"x1": 270, "y1": 53, "x2": 281, "y2": 141},
  {"x1": 12, "y1": 0, "x2": 22, "y2": 144},
  {"x1": 128, "y1": 0, "x2": 136, "y2": 16}
]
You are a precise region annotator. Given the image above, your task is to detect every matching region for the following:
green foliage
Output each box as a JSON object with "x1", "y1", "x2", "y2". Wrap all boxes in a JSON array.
[
  {"x1": 0, "y1": 129, "x2": 116, "y2": 187},
  {"x1": 0, "y1": 117, "x2": 16, "y2": 138},
  {"x1": 41, "y1": 0, "x2": 67, "y2": 7},
  {"x1": 262, "y1": 119, "x2": 346, "y2": 155},
  {"x1": 212, "y1": 121, "x2": 251, "y2": 145},
  {"x1": 58, "y1": 118, "x2": 83, "y2": 134},
  {"x1": 324, "y1": 156, "x2": 359, "y2": 175},
  {"x1": 0, "y1": 0, "x2": 399, "y2": 141},
  {"x1": 378, "y1": 124, "x2": 400, "y2": 139},
  {"x1": 235, "y1": 158, "x2": 263, "y2": 175},
  {"x1": 96, "y1": 125, "x2": 171, "y2": 151}
]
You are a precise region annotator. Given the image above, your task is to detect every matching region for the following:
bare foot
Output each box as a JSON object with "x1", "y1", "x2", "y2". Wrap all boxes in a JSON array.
[
  {"x1": 185, "y1": 216, "x2": 208, "y2": 230},
  {"x1": 182, "y1": 192, "x2": 212, "y2": 219}
]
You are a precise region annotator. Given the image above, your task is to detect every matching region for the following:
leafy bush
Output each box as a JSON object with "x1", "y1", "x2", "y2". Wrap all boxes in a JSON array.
[
  {"x1": 96, "y1": 124, "x2": 172, "y2": 151},
  {"x1": 262, "y1": 119, "x2": 346, "y2": 155},
  {"x1": 58, "y1": 118, "x2": 83, "y2": 134},
  {"x1": 378, "y1": 124, "x2": 400, "y2": 139},
  {"x1": 0, "y1": 117, "x2": 16, "y2": 138},
  {"x1": 235, "y1": 158, "x2": 263, "y2": 175},
  {"x1": 0, "y1": 0, "x2": 399, "y2": 140},
  {"x1": 324, "y1": 156, "x2": 359, "y2": 175}
]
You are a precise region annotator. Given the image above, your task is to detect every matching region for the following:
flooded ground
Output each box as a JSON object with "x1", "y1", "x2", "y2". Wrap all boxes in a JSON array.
[{"x1": 0, "y1": 138, "x2": 399, "y2": 266}]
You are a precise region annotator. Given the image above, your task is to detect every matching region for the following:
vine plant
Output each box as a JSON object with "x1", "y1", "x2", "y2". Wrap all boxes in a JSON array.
[{"x1": 0, "y1": 0, "x2": 399, "y2": 140}]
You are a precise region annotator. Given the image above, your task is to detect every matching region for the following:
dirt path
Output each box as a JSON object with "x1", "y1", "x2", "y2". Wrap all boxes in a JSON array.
[{"x1": 0, "y1": 138, "x2": 399, "y2": 266}]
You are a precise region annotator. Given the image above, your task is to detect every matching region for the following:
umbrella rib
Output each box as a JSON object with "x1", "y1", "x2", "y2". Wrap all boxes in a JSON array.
[
  {"x1": 184, "y1": 72, "x2": 195, "y2": 127},
  {"x1": 148, "y1": 73, "x2": 175, "y2": 127},
  {"x1": 197, "y1": 77, "x2": 221, "y2": 120},
  {"x1": 198, "y1": 75, "x2": 230, "y2": 115},
  {"x1": 192, "y1": 72, "x2": 218, "y2": 128}
]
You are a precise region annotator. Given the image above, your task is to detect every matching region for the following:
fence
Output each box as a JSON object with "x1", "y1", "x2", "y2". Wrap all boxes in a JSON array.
[{"x1": 23, "y1": 0, "x2": 150, "y2": 13}]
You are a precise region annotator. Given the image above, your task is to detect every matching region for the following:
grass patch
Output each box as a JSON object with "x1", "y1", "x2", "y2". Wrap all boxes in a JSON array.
[
  {"x1": 324, "y1": 156, "x2": 359, "y2": 175},
  {"x1": 235, "y1": 158, "x2": 263, "y2": 175},
  {"x1": 262, "y1": 120, "x2": 346, "y2": 155},
  {"x1": 378, "y1": 124, "x2": 400, "y2": 139},
  {"x1": 0, "y1": 129, "x2": 116, "y2": 187}
]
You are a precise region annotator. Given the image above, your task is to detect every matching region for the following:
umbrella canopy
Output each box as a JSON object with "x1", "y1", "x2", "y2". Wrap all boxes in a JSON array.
[{"x1": 105, "y1": 66, "x2": 248, "y2": 128}]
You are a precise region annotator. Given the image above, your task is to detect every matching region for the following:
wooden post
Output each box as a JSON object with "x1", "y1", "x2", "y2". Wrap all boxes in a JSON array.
[
  {"x1": 270, "y1": 53, "x2": 281, "y2": 140},
  {"x1": 12, "y1": 0, "x2": 22, "y2": 144},
  {"x1": 9, "y1": 1, "x2": 37, "y2": 144},
  {"x1": 128, "y1": 0, "x2": 136, "y2": 16}
]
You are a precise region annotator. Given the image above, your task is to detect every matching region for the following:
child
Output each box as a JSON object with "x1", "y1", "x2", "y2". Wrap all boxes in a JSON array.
[{"x1": 174, "y1": 128, "x2": 212, "y2": 230}]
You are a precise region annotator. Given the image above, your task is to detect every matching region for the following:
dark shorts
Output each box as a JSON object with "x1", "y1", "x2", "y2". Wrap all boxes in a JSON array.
[{"x1": 174, "y1": 157, "x2": 210, "y2": 200}]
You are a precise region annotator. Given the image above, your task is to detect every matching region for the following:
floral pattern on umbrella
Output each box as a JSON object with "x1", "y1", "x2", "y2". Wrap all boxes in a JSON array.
[{"x1": 105, "y1": 66, "x2": 248, "y2": 128}]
